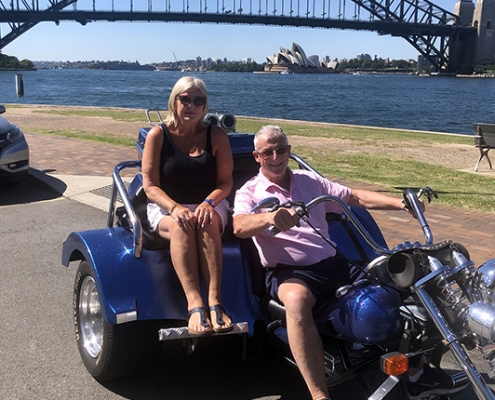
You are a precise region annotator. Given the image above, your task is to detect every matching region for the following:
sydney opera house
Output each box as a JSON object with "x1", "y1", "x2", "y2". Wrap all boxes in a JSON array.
[{"x1": 264, "y1": 42, "x2": 338, "y2": 74}]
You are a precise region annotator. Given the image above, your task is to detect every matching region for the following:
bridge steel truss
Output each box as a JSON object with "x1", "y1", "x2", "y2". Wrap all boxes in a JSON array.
[{"x1": 0, "y1": 0, "x2": 476, "y2": 72}]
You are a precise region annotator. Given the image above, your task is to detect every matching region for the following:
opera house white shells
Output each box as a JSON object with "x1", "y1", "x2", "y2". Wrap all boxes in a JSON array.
[{"x1": 264, "y1": 42, "x2": 338, "y2": 74}]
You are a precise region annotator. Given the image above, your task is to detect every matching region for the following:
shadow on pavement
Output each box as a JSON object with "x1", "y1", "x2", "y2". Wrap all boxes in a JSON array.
[
  {"x1": 99, "y1": 334, "x2": 486, "y2": 400},
  {"x1": 99, "y1": 335, "x2": 411, "y2": 400},
  {"x1": 0, "y1": 168, "x2": 66, "y2": 206},
  {"x1": 101, "y1": 335, "x2": 311, "y2": 400}
]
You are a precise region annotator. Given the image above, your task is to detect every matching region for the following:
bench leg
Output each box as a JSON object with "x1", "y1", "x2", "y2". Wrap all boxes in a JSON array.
[{"x1": 475, "y1": 148, "x2": 492, "y2": 172}]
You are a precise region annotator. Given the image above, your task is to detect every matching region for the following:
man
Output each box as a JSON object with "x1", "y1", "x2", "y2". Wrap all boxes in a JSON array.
[{"x1": 233, "y1": 125, "x2": 465, "y2": 400}]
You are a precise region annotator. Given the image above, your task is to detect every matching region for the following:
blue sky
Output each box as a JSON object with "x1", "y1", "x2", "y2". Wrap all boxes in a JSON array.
[{"x1": 3, "y1": 0, "x2": 459, "y2": 64}]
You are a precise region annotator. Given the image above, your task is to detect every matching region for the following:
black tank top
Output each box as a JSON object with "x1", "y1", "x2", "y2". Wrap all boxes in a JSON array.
[{"x1": 159, "y1": 124, "x2": 217, "y2": 204}]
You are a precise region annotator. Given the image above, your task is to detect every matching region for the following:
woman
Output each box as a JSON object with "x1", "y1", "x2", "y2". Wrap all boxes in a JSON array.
[{"x1": 142, "y1": 76, "x2": 234, "y2": 335}]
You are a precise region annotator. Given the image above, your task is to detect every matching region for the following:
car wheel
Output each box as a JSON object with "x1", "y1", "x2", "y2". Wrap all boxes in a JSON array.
[{"x1": 74, "y1": 260, "x2": 162, "y2": 381}]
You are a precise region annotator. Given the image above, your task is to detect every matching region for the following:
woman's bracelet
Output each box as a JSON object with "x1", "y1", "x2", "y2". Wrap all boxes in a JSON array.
[
  {"x1": 169, "y1": 203, "x2": 178, "y2": 215},
  {"x1": 203, "y1": 198, "x2": 216, "y2": 208}
]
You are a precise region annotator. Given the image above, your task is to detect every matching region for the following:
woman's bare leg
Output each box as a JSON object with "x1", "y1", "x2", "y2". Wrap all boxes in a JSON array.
[
  {"x1": 196, "y1": 213, "x2": 232, "y2": 330},
  {"x1": 157, "y1": 216, "x2": 211, "y2": 333}
]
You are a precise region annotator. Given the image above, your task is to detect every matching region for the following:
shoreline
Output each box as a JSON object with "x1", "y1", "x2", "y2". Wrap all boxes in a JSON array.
[{"x1": 5, "y1": 103, "x2": 471, "y2": 138}]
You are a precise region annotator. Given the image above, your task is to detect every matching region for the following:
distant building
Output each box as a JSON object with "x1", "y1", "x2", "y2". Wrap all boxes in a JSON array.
[
  {"x1": 357, "y1": 53, "x2": 372, "y2": 61},
  {"x1": 265, "y1": 42, "x2": 338, "y2": 73}
]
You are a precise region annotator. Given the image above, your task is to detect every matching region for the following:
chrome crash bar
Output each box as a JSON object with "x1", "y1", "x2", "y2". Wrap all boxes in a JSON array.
[{"x1": 107, "y1": 160, "x2": 143, "y2": 258}]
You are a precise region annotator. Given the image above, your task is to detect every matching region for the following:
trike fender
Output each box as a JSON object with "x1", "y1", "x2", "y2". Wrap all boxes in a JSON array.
[{"x1": 62, "y1": 227, "x2": 264, "y2": 332}]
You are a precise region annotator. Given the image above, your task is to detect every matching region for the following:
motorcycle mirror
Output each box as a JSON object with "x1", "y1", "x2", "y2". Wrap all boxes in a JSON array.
[
  {"x1": 251, "y1": 197, "x2": 280, "y2": 213},
  {"x1": 387, "y1": 251, "x2": 422, "y2": 289}
]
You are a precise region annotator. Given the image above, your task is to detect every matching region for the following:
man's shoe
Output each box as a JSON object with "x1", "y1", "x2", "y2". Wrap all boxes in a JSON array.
[{"x1": 407, "y1": 364, "x2": 469, "y2": 400}]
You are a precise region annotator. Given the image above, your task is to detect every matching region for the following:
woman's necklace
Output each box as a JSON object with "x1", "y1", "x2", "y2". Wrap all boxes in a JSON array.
[
  {"x1": 171, "y1": 124, "x2": 203, "y2": 154},
  {"x1": 177, "y1": 132, "x2": 193, "y2": 148}
]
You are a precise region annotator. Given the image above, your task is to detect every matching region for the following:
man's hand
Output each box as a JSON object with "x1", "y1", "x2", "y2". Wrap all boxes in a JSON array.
[
  {"x1": 402, "y1": 197, "x2": 426, "y2": 217},
  {"x1": 271, "y1": 208, "x2": 300, "y2": 232}
]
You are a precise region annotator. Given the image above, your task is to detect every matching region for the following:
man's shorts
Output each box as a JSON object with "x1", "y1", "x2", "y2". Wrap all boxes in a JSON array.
[{"x1": 265, "y1": 253, "x2": 359, "y2": 306}]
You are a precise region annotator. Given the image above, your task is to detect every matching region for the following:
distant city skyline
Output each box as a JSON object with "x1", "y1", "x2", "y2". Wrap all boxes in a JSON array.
[
  {"x1": 2, "y1": 0, "x2": 458, "y2": 64},
  {"x1": 31, "y1": 51, "x2": 412, "y2": 66}
]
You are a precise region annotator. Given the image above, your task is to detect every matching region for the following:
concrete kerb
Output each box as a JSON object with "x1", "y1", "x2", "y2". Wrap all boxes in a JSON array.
[{"x1": 30, "y1": 168, "x2": 123, "y2": 212}]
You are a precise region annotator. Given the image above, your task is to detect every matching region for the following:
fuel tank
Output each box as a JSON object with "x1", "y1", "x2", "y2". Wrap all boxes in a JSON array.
[{"x1": 314, "y1": 282, "x2": 403, "y2": 347}]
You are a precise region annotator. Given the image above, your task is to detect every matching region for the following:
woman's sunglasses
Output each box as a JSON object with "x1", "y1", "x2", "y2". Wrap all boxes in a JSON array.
[
  {"x1": 257, "y1": 145, "x2": 291, "y2": 159},
  {"x1": 176, "y1": 95, "x2": 206, "y2": 107}
]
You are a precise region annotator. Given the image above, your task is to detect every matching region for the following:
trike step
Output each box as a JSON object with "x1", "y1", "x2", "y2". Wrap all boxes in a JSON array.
[{"x1": 158, "y1": 322, "x2": 248, "y2": 341}]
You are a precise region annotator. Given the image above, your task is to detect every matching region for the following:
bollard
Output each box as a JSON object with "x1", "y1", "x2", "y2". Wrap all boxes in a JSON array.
[{"x1": 15, "y1": 74, "x2": 24, "y2": 96}]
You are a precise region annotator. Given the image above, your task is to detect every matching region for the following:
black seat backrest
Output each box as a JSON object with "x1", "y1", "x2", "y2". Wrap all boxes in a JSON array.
[
  {"x1": 228, "y1": 153, "x2": 259, "y2": 203},
  {"x1": 118, "y1": 152, "x2": 260, "y2": 251},
  {"x1": 132, "y1": 186, "x2": 170, "y2": 250}
]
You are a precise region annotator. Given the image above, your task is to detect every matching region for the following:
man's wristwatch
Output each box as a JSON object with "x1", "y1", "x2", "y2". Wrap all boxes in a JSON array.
[{"x1": 204, "y1": 198, "x2": 215, "y2": 208}]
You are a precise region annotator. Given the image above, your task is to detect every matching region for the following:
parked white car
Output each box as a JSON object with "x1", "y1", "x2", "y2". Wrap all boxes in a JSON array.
[{"x1": 0, "y1": 105, "x2": 29, "y2": 183}]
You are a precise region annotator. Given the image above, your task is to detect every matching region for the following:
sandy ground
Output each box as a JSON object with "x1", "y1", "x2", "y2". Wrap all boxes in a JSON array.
[{"x1": 3, "y1": 103, "x2": 492, "y2": 174}]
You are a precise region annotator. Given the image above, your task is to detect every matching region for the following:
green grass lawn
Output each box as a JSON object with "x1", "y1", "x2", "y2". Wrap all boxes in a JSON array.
[{"x1": 20, "y1": 106, "x2": 494, "y2": 214}]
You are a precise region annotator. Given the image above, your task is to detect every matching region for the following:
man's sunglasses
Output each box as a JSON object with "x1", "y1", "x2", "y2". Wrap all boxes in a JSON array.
[
  {"x1": 176, "y1": 95, "x2": 206, "y2": 107},
  {"x1": 257, "y1": 145, "x2": 291, "y2": 159}
]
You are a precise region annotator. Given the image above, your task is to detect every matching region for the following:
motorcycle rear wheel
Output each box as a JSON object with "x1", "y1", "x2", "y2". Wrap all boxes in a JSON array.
[{"x1": 73, "y1": 260, "x2": 162, "y2": 381}]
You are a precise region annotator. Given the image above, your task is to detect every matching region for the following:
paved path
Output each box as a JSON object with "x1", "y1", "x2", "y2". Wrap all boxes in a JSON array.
[{"x1": 25, "y1": 132, "x2": 495, "y2": 266}]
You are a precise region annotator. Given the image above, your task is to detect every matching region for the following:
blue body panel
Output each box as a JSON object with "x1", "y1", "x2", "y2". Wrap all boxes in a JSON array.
[
  {"x1": 137, "y1": 127, "x2": 257, "y2": 157},
  {"x1": 327, "y1": 206, "x2": 388, "y2": 263},
  {"x1": 62, "y1": 228, "x2": 264, "y2": 332}
]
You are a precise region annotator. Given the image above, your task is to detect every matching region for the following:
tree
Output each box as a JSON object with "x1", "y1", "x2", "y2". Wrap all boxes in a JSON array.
[{"x1": 0, "y1": 53, "x2": 34, "y2": 70}]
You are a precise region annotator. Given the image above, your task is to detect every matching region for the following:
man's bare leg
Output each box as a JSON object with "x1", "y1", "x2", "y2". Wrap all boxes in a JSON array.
[{"x1": 278, "y1": 279, "x2": 330, "y2": 400}]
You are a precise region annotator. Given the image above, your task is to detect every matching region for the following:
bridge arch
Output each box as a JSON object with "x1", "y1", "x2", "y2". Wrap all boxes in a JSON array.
[{"x1": 0, "y1": 0, "x2": 478, "y2": 71}]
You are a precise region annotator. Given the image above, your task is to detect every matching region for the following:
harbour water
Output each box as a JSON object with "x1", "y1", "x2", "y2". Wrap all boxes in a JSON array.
[{"x1": 1, "y1": 69, "x2": 494, "y2": 135}]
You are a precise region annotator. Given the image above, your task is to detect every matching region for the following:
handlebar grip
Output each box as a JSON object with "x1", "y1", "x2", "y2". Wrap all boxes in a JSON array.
[{"x1": 268, "y1": 225, "x2": 280, "y2": 236}]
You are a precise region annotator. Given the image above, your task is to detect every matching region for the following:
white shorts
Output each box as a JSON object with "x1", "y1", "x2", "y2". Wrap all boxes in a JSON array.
[{"x1": 147, "y1": 199, "x2": 231, "y2": 233}]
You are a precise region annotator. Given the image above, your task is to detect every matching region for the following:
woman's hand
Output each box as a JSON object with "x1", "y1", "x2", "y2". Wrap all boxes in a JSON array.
[
  {"x1": 194, "y1": 202, "x2": 215, "y2": 229},
  {"x1": 172, "y1": 205, "x2": 197, "y2": 231}
]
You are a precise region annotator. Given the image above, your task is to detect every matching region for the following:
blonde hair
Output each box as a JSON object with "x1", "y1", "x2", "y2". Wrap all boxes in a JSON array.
[
  {"x1": 254, "y1": 125, "x2": 289, "y2": 151},
  {"x1": 165, "y1": 76, "x2": 209, "y2": 128}
]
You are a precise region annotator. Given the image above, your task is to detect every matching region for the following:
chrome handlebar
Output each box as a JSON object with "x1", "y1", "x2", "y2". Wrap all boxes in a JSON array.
[{"x1": 252, "y1": 187, "x2": 436, "y2": 255}]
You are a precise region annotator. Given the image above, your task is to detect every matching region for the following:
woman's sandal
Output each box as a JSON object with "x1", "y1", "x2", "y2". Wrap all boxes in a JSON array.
[
  {"x1": 187, "y1": 307, "x2": 213, "y2": 336},
  {"x1": 209, "y1": 304, "x2": 233, "y2": 333}
]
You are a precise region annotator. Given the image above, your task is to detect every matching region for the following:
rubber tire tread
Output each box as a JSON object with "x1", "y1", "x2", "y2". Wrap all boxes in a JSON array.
[{"x1": 74, "y1": 260, "x2": 162, "y2": 381}]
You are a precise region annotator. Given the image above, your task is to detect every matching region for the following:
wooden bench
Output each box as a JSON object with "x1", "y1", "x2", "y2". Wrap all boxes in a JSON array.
[{"x1": 474, "y1": 123, "x2": 495, "y2": 172}]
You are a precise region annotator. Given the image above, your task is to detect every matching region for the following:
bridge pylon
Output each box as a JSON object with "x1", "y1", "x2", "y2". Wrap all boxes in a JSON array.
[{"x1": 450, "y1": 0, "x2": 495, "y2": 71}]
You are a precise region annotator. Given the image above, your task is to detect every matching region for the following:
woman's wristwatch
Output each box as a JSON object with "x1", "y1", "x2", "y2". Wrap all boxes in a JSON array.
[{"x1": 204, "y1": 198, "x2": 215, "y2": 208}]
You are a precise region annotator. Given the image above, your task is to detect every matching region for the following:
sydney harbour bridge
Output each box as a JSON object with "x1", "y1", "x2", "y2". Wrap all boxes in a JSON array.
[{"x1": 0, "y1": 0, "x2": 484, "y2": 72}]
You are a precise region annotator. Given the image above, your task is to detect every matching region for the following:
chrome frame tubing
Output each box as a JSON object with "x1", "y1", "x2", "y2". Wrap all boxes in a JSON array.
[
  {"x1": 146, "y1": 108, "x2": 166, "y2": 125},
  {"x1": 413, "y1": 269, "x2": 495, "y2": 400},
  {"x1": 403, "y1": 189, "x2": 434, "y2": 245},
  {"x1": 290, "y1": 153, "x2": 324, "y2": 177},
  {"x1": 107, "y1": 160, "x2": 143, "y2": 259},
  {"x1": 304, "y1": 195, "x2": 393, "y2": 256}
]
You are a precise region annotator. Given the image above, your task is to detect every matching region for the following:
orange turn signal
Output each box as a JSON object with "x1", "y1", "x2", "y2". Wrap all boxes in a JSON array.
[{"x1": 380, "y1": 352, "x2": 409, "y2": 376}]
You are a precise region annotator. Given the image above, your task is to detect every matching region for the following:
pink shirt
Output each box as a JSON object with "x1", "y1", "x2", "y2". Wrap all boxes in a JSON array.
[{"x1": 233, "y1": 169, "x2": 352, "y2": 268}]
